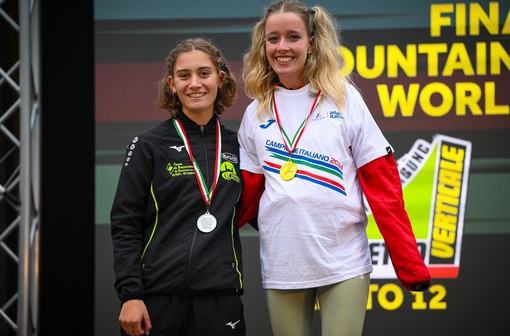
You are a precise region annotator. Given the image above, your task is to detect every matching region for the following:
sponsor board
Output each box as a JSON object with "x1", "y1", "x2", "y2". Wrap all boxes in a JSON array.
[{"x1": 366, "y1": 134, "x2": 472, "y2": 279}]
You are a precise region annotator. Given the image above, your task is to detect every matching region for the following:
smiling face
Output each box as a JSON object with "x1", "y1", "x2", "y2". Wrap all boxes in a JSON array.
[
  {"x1": 167, "y1": 49, "x2": 223, "y2": 124},
  {"x1": 265, "y1": 11, "x2": 312, "y2": 89}
]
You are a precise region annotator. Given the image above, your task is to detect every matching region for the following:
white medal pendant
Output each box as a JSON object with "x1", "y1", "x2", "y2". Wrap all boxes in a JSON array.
[{"x1": 197, "y1": 211, "x2": 217, "y2": 233}]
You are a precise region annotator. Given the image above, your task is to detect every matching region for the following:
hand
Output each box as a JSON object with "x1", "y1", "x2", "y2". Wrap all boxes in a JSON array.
[
  {"x1": 407, "y1": 280, "x2": 430, "y2": 292},
  {"x1": 119, "y1": 299, "x2": 152, "y2": 336}
]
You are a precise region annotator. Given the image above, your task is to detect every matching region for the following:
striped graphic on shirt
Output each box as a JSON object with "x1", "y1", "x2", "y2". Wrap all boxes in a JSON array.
[{"x1": 262, "y1": 145, "x2": 346, "y2": 195}]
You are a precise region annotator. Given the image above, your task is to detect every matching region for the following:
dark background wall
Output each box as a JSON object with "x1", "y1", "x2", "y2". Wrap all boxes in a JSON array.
[
  {"x1": 93, "y1": 1, "x2": 510, "y2": 335},
  {"x1": 40, "y1": 1, "x2": 95, "y2": 335}
]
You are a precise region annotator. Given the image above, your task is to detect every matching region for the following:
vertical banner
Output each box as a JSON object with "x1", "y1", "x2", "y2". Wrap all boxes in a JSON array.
[
  {"x1": 367, "y1": 134, "x2": 472, "y2": 280},
  {"x1": 340, "y1": 1, "x2": 508, "y2": 318}
]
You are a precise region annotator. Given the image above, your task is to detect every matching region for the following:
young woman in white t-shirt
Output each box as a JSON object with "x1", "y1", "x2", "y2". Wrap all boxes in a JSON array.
[{"x1": 237, "y1": 1, "x2": 431, "y2": 335}]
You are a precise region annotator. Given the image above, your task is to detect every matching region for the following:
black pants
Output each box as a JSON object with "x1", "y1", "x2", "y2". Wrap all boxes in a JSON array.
[{"x1": 121, "y1": 294, "x2": 246, "y2": 336}]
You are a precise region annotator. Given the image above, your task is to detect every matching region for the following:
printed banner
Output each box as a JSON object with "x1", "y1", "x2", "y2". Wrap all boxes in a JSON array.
[{"x1": 366, "y1": 134, "x2": 472, "y2": 279}]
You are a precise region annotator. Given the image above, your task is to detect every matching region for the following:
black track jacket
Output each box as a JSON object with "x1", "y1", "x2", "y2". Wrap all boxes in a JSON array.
[{"x1": 111, "y1": 111, "x2": 244, "y2": 304}]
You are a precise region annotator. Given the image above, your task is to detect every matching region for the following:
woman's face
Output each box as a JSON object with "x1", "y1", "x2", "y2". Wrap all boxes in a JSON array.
[
  {"x1": 168, "y1": 49, "x2": 223, "y2": 123},
  {"x1": 265, "y1": 11, "x2": 312, "y2": 89}
]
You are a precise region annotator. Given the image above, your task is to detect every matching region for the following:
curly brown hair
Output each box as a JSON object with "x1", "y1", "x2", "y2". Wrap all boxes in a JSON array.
[{"x1": 157, "y1": 37, "x2": 238, "y2": 117}]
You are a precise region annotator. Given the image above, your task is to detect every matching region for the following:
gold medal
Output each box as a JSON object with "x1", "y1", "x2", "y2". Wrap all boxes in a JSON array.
[
  {"x1": 280, "y1": 161, "x2": 297, "y2": 181},
  {"x1": 272, "y1": 90, "x2": 321, "y2": 182}
]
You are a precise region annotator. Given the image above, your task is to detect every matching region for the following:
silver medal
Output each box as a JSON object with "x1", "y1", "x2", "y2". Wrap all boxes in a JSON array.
[{"x1": 197, "y1": 212, "x2": 217, "y2": 233}]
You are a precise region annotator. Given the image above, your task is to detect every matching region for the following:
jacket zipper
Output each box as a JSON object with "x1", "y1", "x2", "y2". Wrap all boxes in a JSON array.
[{"x1": 184, "y1": 123, "x2": 211, "y2": 295}]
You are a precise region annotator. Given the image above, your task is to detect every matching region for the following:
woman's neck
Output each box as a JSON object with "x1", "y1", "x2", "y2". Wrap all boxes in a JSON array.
[
  {"x1": 274, "y1": 77, "x2": 306, "y2": 90},
  {"x1": 182, "y1": 108, "x2": 214, "y2": 125}
]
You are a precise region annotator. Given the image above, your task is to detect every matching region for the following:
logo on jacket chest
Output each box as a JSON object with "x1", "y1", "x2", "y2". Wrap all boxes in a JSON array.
[
  {"x1": 166, "y1": 162, "x2": 195, "y2": 177},
  {"x1": 165, "y1": 152, "x2": 240, "y2": 183},
  {"x1": 220, "y1": 152, "x2": 240, "y2": 183}
]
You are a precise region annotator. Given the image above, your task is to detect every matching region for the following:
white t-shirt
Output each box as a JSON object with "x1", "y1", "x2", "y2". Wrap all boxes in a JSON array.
[{"x1": 238, "y1": 83, "x2": 392, "y2": 289}]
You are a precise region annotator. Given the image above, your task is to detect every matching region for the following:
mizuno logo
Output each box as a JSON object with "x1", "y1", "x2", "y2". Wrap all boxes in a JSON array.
[
  {"x1": 260, "y1": 119, "x2": 276, "y2": 129},
  {"x1": 169, "y1": 145, "x2": 185, "y2": 152},
  {"x1": 225, "y1": 319, "x2": 241, "y2": 329}
]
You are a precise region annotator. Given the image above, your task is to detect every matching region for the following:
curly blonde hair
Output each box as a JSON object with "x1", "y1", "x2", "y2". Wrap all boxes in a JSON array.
[
  {"x1": 157, "y1": 38, "x2": 238, "y2": 117},
  {"x1": 242, "y1": 0, "x2": 349, "y2": 119}
]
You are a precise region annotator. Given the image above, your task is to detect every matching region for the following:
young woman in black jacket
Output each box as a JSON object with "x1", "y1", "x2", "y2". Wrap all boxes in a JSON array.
[{"x1": 111, "y1": 37, "x2": 245, "y2": 336}]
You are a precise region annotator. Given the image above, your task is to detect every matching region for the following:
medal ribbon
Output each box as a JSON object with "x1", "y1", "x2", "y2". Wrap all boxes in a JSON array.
[
  {"x1": 272, "y1": 89, "x2": 322, "y2": 155},
  {"x1": 172, "y1": 118, "x2": 222, "y2": 207}
]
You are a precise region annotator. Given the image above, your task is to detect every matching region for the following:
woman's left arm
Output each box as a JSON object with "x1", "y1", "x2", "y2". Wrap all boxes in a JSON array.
[{"x1": 358, "y1": 152, "x2": 431, "y2": 292}]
